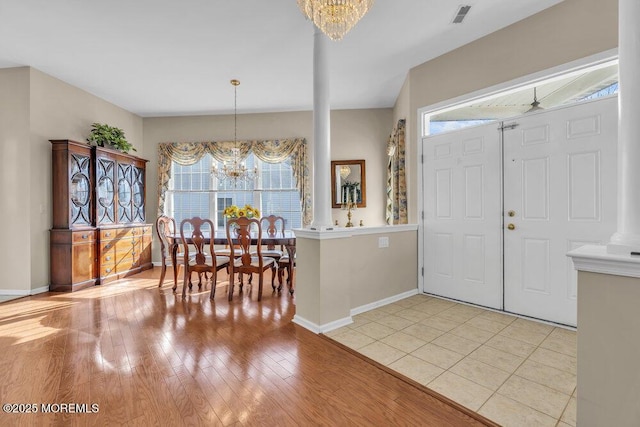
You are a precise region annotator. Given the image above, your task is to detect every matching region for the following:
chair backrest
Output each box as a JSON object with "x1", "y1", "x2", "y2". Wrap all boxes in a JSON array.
[
  {"x1": 260, "y1": 215, "x2": 285, "y2": 236},
  {"x1": 227, "y1": 216, "x2": 263, "y2": 267},
  {"x1": 260, "y1": 215, "x2": 285, "y2": 249},
  {"x1": 180, "y1": 216, "x2": 215, "y2": 267},
  {"x1": 156, "y1": 215, "x2": 176, "y2": 259}
]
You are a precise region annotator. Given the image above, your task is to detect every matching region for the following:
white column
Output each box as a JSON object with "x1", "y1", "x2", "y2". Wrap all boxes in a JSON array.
[
  {"x1": 310, "y1": 27, "x2": 333, "y2": 230},
  {"x1": 608, "y1": 0, "x2": 640, "y2": 254}
]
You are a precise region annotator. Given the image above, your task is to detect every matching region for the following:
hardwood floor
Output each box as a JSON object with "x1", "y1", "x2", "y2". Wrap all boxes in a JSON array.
[{"x1": 0, "y1": 268, "x2": 497, "y2": 426}]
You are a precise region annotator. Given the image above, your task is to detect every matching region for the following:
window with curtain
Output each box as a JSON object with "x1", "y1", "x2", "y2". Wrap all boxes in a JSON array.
[{"x1": 165, "y1": 153, "x2": 302, "y2": 230}]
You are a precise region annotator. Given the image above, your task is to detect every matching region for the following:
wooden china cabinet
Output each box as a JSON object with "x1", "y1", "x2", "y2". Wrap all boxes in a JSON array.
[
  {"x1": 49, "y1": 140, "x2": 152, "y2": 292},
  {"x1": 94, "y1": 146, "x2": 152, "y2": 284}
]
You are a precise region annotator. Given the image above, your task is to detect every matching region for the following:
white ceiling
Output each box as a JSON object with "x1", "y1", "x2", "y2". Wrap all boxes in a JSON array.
[{"x1": 0, "y1": 0, "x2": 564, "y2": 117}]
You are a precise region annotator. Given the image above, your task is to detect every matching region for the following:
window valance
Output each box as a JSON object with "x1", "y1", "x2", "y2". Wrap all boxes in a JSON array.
[{"x1": 157, "y1": 138, "x2": 311, "y2": 226}]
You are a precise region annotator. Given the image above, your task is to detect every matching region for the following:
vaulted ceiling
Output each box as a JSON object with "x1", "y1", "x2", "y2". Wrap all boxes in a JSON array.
[{"x1": 0, "y1": 0, "x2": 566, "y2": 117}]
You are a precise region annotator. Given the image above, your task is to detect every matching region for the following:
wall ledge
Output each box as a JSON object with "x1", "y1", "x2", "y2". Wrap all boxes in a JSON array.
[
  {"x1": 294, "y1": 224, "x2": 418, "y2": 240},
  {"x1": 567, "y1": 244, "x2": 640, "y2": 279}
]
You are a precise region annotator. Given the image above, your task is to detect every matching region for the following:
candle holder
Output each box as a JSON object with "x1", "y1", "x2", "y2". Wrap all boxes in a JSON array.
[{"x1": 342, "y1": 201, "x2": 356, "y2": 227}]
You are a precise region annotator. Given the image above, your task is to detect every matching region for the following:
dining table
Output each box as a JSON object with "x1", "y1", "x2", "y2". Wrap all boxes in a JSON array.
[{"x1": 169, "y1": 230, "x2": 296, "y2": 294}]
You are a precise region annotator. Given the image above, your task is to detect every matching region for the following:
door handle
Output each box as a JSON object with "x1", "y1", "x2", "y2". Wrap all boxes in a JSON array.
[
  {"x1": 507, "y1": 223, "x2": 516, "y2": 230},
  {"x1": 508, "y1": 210, "x2": 516, "y2": 217}
]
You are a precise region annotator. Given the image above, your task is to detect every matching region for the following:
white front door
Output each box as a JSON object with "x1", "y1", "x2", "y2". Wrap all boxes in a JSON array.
[
  {"x1": 422, "y1": 96, "x2": 618, "y2": 326},
  {"x1": 502, "y1": 96, "x2": 618, "y2": 326},
  {"x1": 423, "y1": 123, "x2": 503, "y2": 309}
]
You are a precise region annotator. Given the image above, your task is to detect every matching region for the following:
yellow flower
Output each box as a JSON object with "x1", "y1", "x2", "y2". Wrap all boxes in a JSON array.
[{"x1": 223, "y1": 204, "x2": 259, "y2": 219}]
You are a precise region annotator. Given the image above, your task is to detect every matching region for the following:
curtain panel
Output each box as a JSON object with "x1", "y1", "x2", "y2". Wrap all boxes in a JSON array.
[
  {"x1": 157, "y1": 138, "x2": 311, "y2": 226},
  {"x1": 386, "y1": 119, "x2": 408, "y2": 224}
]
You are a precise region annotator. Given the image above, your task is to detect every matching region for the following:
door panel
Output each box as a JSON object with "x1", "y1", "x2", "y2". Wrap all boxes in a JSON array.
[
  {"x1": 503, "y1": 96, "x2": 617, "y2": 326},
  {"x1": 423, "y1": 123, "x2": 503, "y2": 309}
]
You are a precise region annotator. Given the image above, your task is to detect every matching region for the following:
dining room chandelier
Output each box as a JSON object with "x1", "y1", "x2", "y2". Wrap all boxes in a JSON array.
[
  {"x1": 297, "y1": 0, "x2": 374, "y2": 41},
  {"x1": 211, "y1": 79, "x2": 257, "y2": 185}
]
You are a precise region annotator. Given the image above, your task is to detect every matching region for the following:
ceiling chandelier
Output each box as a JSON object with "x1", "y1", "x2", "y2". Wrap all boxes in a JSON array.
[
  {"x1": 297, "y1": 0, "x2": 374, "y2": 41},
  {"x1": 211, "y1": 79, "x2": 257, "y2": 185}
]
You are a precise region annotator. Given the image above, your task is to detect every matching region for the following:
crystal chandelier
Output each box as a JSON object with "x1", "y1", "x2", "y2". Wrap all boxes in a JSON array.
[
  {"x1": 211, "y1": 79, "x2": 257, "y2": 185},
  {"x1": 297, "y1": 0, "x2": 374, "y2": 41}
]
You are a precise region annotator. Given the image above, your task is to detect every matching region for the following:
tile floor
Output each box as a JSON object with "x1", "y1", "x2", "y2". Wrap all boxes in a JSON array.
[{"x1": 325, "y1": 294, "x2": 577, "y2": 427}]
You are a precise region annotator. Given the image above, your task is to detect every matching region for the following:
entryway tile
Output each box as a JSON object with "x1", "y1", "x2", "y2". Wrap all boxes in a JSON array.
[
  {"x1": 449, "y1": 324, "x2": 495, "y2": 344},
  {"x1": 514, "y1": 359, "x2": 576, "y2": 395},
  {"x1": 388, "y1": 354, "x2": 444, "y2": 386},
  {"x1": 329, "y1": 328, "x2": 375, "y2": 349},
  {"x1": 528, "y1": 346, "x2": 577, "y2": 374},
  {"x1": 376, "y1": 314, "x2": 415, "y2": 331},
  {"x1": 358, "y1": 341, "x2": 406, "y2": 365},
  {"x1": 411, "y1": 343, "x2": 465, "y2": 370},
  {"x1": 428, "y1": 371, "x2": 493, "y2": 411},
  {"x1": 499, "y1": 324, "x2": 549, "y2": 346},
  {"x1": 539, "y1": 328, "x2": 576, "y2": 357},
  {"x1": 431, "y1": 332, "x2": 481, "y2": 356},
  {"x1": 354, "y1": 321, "x2": 396, "y2": 340},
  {"x1": 419, "y1": 315, "x2": 461, "y2": 332},
  {"x1": 381, "y1": 331, "x2": 427, "y2": 353},
  {"x1": 485, "y1": 334, "x2": 537, "y2": 358},
  {"x1": 449, "y1": 357, "x2": 511, "y2": 390},
  {"x1": 497, "y1": 375, "x2": 571, "y2": 419},
  {"x1": 467, "y1": 345, "x2": 525, "y2": 373},
  {"x1": 401, "y1": 324, "x2": 444, "y2": 342},
  {"x1": 479, "y1": 394, "x2": 557, "y2": 427},
  {"x1": 560, "y1": 396, "x2": 576, "y2": 426}
]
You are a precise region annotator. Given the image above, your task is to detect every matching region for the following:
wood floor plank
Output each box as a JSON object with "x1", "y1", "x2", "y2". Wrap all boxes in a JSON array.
[{"x1": 0, "y1": 267, "x2": 496, "y2": 426}]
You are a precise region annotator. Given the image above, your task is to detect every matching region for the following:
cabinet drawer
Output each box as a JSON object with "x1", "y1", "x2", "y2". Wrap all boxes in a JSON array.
[
  {"x1": 100, "y1": 263, "x2": 116, "y2": 277},
  {"x1": 100, "y1": 228, "x2": 132, "y2": 240},
  {"x1": 100, "y1": 249, "x2": 116, "y2": 265},
  {"x1": 72, "y1": 230, "x2": 97, "y2": 243},
  {"x1": 116, "y1": 257, "x2": 135, "y2": 272}
]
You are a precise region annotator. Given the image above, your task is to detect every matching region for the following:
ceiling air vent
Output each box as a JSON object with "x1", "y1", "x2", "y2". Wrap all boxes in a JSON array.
[{"x1": 452, "y1": 5, "x2": 472, "y2": 24}]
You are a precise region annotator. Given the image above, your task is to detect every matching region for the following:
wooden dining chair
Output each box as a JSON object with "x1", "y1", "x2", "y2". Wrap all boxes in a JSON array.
[
  {"x1": 179, "y1": 217, "x2": 230, "y2": 299},
  {"x1": 258, "y1": 215, "x2": 285, "y2": 289},
  {"x1": 226, "y1": 216, "x2": 276, "y2": 301},
  {"x1": 156, "y1": 215, "x2": 186, "y2": 291},
  {"x1": 277, "y1": 254, "x2": 296, "y2": 294}
]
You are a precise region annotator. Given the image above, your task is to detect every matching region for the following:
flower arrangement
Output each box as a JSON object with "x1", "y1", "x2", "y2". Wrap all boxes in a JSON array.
[{"x1": 223, "y1": 204, "x2": 260, "y2": 219}]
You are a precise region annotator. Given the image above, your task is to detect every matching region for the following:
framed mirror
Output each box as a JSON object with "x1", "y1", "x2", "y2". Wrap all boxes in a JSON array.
[{"x1": 331, "y1": 159, "x2": 366, "y2": 208}]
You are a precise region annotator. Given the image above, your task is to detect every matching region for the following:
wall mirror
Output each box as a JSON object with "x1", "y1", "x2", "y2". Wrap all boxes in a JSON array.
[{"x1": 331, "y1": 159, "x2": 366, "y2": 208}]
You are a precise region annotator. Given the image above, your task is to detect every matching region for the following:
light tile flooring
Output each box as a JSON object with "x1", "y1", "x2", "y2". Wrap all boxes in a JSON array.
[{"x1": 325, "y1": 294, "x2": 577, "y2": 427}]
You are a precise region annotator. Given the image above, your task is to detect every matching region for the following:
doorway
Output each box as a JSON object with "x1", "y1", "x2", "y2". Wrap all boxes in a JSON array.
[{"x1": 422, "y1": 95, "x2": 617, "y2": 326}]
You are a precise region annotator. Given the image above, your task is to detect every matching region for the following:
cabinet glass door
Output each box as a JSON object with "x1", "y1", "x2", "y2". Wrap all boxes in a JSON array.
[
  {"x1": 96, "y1": 157, "x2": 116, "y2": 225},
  {"x1": 133, "y1": 167, "x2": 145, "y2": 222},
  {"x1": 117, "y1": 163, "x2": 133, "y2": 223},
  {"x1": 69, "y1": 153, "x2": 92, "y2": 226}
]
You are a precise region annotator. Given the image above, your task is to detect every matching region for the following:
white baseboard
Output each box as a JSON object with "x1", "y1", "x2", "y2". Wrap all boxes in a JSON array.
[
  {"x1": 350, "y1": 288, "x2": 419, "y2": 316},
  {"x1": 0, "y1": 284, "x2": 49, "y2": 296},
  {"x1": 292, "y1": 314, "x2": 353, "y2": 334}
]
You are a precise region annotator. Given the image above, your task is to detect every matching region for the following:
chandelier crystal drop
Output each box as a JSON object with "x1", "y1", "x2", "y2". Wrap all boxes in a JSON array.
[
  {"x1": 211, "y1": 79, "x2": 257, "y2": 186},
  {"x1": 297, "y1": 0, "x2": 374, "y2": 41}
]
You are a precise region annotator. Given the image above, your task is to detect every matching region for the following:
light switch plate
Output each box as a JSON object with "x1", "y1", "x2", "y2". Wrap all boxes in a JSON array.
[{"x1": 378, "y1": 236, "x2": 389, "y2": 248}]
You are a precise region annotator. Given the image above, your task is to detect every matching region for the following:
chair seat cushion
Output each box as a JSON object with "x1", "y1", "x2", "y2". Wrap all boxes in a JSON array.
[
  {"x1": 253, "y1": 249, "x2": 283, "y2": 258},
  {"x1": 188, "y1": 255, "x2": 230, "y2": 267},
  {"x1": 278, "y1": 254, "x2": 296, "y2": 264},
  {"x1": 234, "y1": 256, "x2": 276, "y2": 268}
]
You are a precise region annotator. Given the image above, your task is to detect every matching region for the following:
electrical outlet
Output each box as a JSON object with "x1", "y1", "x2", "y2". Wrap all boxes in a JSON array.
[{"x1": 378, "y1": 236, "x2": 389, "y2": 248}]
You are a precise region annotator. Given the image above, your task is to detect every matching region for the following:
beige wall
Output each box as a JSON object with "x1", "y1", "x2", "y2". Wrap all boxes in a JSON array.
[
  {"x1": 143, "y1": 108, "x2": 393, "y2": 262},
  {"x1": 348, "y1": 231, "x2": 417, "y2": 308},
  {"x1": 0, "y1": 68, "x2": 31, "y2": 292},
  {"x1": 398, "y1": 0, "x2": 618, "y2": 223},
  {"x1": 295, "y1": 228, "x2": 418, "y2": 330},
  {"x1": 577, "y1": 271, "x2": 640, "y2": 426},
  {"x1": 0, "y1": 67, "x2": 144, "y2": 292}
]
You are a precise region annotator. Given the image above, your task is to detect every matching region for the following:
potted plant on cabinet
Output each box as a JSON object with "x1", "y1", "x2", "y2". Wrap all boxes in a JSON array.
[{"x1": 86, "y1": 122, "x2": 136, "y2": 154}]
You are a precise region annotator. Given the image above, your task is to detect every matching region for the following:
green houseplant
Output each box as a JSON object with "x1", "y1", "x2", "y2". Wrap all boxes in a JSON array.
[{"x1": 87, "y1": 122, "x2": 136, "y2": 154}]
